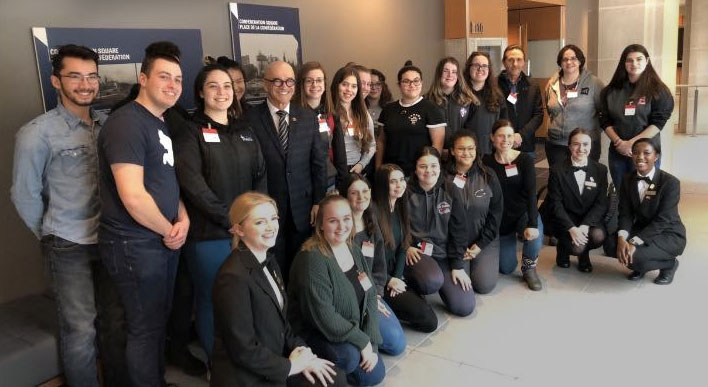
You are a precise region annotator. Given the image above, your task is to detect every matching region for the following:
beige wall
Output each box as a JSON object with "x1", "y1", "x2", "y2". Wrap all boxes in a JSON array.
[{"x1": 0, "y1": 0, "x2": 445, "y2": 302}]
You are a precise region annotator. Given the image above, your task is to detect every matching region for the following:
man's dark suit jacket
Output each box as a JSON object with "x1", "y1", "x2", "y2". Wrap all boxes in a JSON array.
[
  {"x1": 546, "y1": 158, "x2": 608, "y2": 235},
  {"x1": 247, "y1": 102, "x2": 327, "y2": 232},
  {"x1": 618, "y1": 169, "x2": 686, "y2": 256},
  {"x1": 211, "y1": 246, "x2": 305, "y2": 387}
]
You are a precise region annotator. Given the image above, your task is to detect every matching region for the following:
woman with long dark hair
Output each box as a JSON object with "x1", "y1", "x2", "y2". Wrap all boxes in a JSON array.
[
  {"x1": 173, "y1": 63, "x2": 267, "y2": 358},
  {"x1": 446, "y1": 130, "x2": 503, "y2": 293},
  {"x1": 375, "y1": 61, "x2": 446, "y2": 176},
  {"x1": 342, "y1": 173, "x2": 406, "y2": 356},
  {"x1": 601, "y1": 44, "x2": 674, "y2": 187},
  {"x1": 425, "y1": 57, "x2": 479, "y2": 152},
  {"x1": 463, "y1": 51, "x2": 508, "y2": 156},
  {"x1": 366, "y1": 69, "x2": 392, "y2": 132},
  {"x1": 213, "y1": 56, "x2": 247, "y2": 112},
  {"x1": 294, "y1": 61, "x2": 347, "y2": 191},
  {"x1": 372, "y1": 164, "x2": 438, "y2": 332},
  {"x1": 331, "y1": 66, "x2": 376, "y2": 176}
]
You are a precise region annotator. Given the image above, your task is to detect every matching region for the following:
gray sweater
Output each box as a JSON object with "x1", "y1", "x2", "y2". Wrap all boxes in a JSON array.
[{"x1": 544, "y1": 70, "x2": 604, "y2": 146}]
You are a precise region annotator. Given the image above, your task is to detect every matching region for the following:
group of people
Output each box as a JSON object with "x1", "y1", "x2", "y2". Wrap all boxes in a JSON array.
[{"x1": 10, "y1": 39, "x2": 686, "y2": 387}]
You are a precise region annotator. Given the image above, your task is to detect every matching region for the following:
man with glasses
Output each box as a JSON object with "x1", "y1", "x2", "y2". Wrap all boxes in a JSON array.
[
  {"x1": 247, "y1": 61, "x2": 327, "y2": 283},
  {"x1": 98, "y1": 41, "x2": 188, "y2": 386},
  {"x1": 12, "y1": 44, "x2": 126, "y2": 387}
]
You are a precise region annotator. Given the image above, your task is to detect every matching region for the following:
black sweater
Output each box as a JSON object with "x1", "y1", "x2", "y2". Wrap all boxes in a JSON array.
[
  {"x1": 173, "y1": 111, "x2": 267, "y2": 240},
  {"x1": 483, "y1": 152, "x2": 537, "y2": 235}
]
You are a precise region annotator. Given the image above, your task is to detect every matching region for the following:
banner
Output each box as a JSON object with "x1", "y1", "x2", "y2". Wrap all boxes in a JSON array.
[
  {"x1": 32, "y1": 27, "x2": 203, "y2": 113},
  {"x1": 229, "y1": 2, "x2": 302, "y2": 102}
]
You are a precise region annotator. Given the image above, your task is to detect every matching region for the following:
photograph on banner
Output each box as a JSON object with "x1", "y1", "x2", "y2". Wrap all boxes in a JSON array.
[
  {"x1": 228, "y1": 2, "x2": 302, "y2": 104},
  {"x1": 32, "y1": 27, "x2": 203, "y2": 113}
]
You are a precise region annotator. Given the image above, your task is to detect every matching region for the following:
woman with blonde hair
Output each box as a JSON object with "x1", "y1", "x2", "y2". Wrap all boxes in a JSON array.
[
  {"x1": 288, "y1": 195, "x2": 385, "y2": 386},
  {"x1": 211, "y1": 192, "x2": 338, "y2": 387}
]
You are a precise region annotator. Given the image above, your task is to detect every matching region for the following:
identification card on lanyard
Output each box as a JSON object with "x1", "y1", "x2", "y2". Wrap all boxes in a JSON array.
[
  {"x1": 202, "y1": 124, "x2": 220, "y2": 143},
  {"x1": 624, "y1": 102, "x2": 636, "y2": 116},
  {"x1": 453, "y1": 174, "x2": 467, "y2": 189},
  {"x1": 361, "y1": 241, "x2": 375, "y2": 257},
  {"x1": 507, "y1": 92, "x2": 518, "y2": 105},
  {"x1": 318, "y1": 116, "x2": 329, "y2": 133},
  {"x1": 505, "y1": 164, "x2": 518, "y2": 177},
  {"x1": 567, "y1": 91, "x2": 578, "y2": 99},
  {"x1": 347, "y1": 124, "x2": 355, "y2": 137},
  {"x1": 420, "y1": 241, "x2": 434, "y2": 256},
  {"x1": 358, "y1": 272, "x2": 373, "y2": 291}
]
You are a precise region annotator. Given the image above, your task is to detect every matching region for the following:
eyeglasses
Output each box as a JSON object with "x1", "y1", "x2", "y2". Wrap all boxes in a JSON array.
[
  {"x1": 470, "y1": 64, "x2": 489, "y2": 71},
  {"x1": 264, "y1": 78, "x2": 296, "y2": 87},
  {"x1": 304, "y1": 77, "x2": 325, "y2": 86},
  {"x1": 399, "y1": 78, "x2": 421, "y2": 87},
  {"x1": 371, "y1": 82, "x2": 383, "y2": 89},
  {"x1": 562, "y1": 57, "x2": 579, "y2": 63},
  {"x1": 59, "y1": 73, "x2": 100, "y2": 84}
]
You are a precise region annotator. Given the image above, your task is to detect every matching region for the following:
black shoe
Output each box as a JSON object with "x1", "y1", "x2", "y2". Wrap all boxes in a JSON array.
[
  {"x1": 654, "y1": 260, "x2": 679, "y2": 285},
  {"x1": 166, "y1": 344, "x2": 207, "y2": 377},
  {"x1": 577, "y1": 254, "x2": 593, "y2": 273},
  {"x1": 549, "y1": 236, "x2": 558, "y2": 246},
  {"x1": 522, "y1": 268, "x2": 543, "y2": 291},
  {"x1": 556, "y1": 249, "x2": 570, "y2": 268},
  {"x1": 627, "y1": 270, "x2": 644, "y2": 281}
]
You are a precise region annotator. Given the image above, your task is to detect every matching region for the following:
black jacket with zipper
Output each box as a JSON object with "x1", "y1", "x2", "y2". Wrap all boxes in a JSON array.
[
  {"x1": 173, "y1": 111, "x2": 267, "y2": 240},
  {"x1": 498, "y1": 71, "x2": 543, "y2": 153}
]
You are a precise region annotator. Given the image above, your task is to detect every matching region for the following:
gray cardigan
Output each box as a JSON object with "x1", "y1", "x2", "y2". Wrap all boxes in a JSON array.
[{"x1": 544, "y1": 70, "x2": 604, "y2": 146}]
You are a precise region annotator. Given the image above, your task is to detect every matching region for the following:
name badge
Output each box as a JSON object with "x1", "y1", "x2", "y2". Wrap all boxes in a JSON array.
[
  {"x1": 358, "y1": 272, "x2": 373, "y2": 291},
  {"x1": 421, "y1": 241, "x2": 434, "y2": 256},
  {"x1": 567, "y1": 91, "x2": 578, "y2": 99},
  {"x1": 453, "y1": 174, "x2": 467, "y2": 189},
  {"x1": 361, "y1": 241, "x2": 375, "y2": 257},
  {"x1": 584, "y1": 181, "x2": 597, "y2": 188},
  {"x1": 505, "y1": 164, "x2": 518, "y2": 177},
  {"x1": 202, "y1": 128, "x2": 220, "y2": 143},
  {"x1": 624, "y1": 104, "x2": 636, "y2": 116},
  {"x1": 318, "y1": 118, "x2": 329, "y2": 133},
  {"x1": 347, "y1": 124, "x2": 355, "y2": 137},
  {"x1": 507, "y1": 92, "x2": 518, "y2": 105},
  {"x1": 645, "y1": 190, "x2": 656, "y2": 196}
]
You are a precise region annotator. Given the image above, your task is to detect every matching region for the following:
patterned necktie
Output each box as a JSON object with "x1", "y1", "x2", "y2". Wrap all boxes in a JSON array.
[{"x1": 276, "y1": 110, "x2": 289, "y2": 153}]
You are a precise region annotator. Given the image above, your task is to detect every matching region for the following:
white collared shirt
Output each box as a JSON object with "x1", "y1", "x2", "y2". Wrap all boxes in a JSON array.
[
  {"x1": 266, "y1": 99, "x2": 290, "y2": 135},
  {"x1": 571, "y1": 159, "x2": 588, "y2": 195},
  {"x1": 637, "y1": 167, "x2": 656, "y2": 202},
  {"x1": 255, "y1": 254, "x2": 284, "y2": 310}
]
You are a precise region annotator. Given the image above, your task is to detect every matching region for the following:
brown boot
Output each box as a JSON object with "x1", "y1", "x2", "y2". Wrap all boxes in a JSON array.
[{"x1": 522, "y1": 267, "x2": 542, "y2": 291}]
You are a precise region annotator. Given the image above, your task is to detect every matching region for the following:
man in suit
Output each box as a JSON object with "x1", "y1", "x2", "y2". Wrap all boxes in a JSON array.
[
  {"x1": 616, "y1": 139, "x2": 686, "y2": 285},
  {"x1": 247, "y1": 61, "x2": 327, "y2": 282}
]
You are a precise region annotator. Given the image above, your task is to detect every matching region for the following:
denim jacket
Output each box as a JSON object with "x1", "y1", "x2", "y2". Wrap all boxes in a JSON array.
[{"x1": 11, "y1": 102, "x2": 106, "y2": 244}]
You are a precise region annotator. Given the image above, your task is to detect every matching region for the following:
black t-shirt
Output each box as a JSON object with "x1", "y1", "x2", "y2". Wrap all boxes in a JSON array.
[
  {"x1": 378, "y1": 97, "x2": 446, "y2": 176},
  {"x1": 98, "y1": 101, "x2": 180, "y2": 239}
]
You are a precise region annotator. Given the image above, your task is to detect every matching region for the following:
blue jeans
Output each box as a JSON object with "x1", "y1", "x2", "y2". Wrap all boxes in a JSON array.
[
  {"x1": 377, "y1": 299, "x2": 406, "y2": 356},
  {"x1": 608, "y1": 146, "x2": 661, "y2": 188},
  {"x1": 499, "y1": 214, "x2": 544, "y2": 274},
  {"x1": 41, "y1": 235, "x2": 127, "y2": 387},
  {"x1": 183, "y1": 238, "x2": 231, "y2": 357},
  {"x1": 308, "y1": 334, "x2": 386, "y2": 386},
  {"x1": 99, "y1": 237, "x2": 179, "y2": 387}
]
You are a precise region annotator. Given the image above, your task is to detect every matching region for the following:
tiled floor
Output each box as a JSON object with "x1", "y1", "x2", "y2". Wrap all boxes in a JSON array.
[{"x1": 167, "y1": 145, "x2": 708, "y2": 386}]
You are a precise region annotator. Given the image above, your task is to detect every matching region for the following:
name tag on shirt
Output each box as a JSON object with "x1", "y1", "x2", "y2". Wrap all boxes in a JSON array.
[
  {"x1": 567, "y1": 91, "x2": 578, "y2": 99},
  {"x1": 421, "y1": 241, "x2": 434, "y2": 256},
  {"x1": 202, "y1": 128, "x2": 220, "y2": 143},
  {"x1": 361, "y1": 241, "x2": 375, "y2": 257},
  {"x1": 358, "y1": 272, "x2": 373, "y2": 291},
  {"x1": 453, "y1": 174, "x2": 467, "y2": 189},
  {"x1": 347, "y1": 124, "x2": 355, "y2": 137},
  {"x1": 507, "y1": 92, "x2": 518, "y2": 105},
  {"x1": 624, "y1": 104, "x2": 636, "y2": 116},
  {"x1": 645, "y1": 190, "x2": 656, "y2": 196},
  {"x1": 505, "y1": 164, "x2": 518, "y2": 177},
  {"x1": 318, "y1": 117, "x2": 329, "y2": 133},
  {"x1": 584, "y1": 181, "x2": 597, "y2": 188}
]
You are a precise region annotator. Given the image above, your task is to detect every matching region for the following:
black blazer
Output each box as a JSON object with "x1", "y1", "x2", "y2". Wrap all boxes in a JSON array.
[
  {"x1": 211, "y1": 246, "x2": 305, "y2": 387},
  {"x1": 618, "y1": 169, "x2": 686, "y2": 256},
  {"x1": 547, "y1": 159, "x2": 609, "y2": 234},
  {"x1": 247, "y1": 103, "x2": 328, "y2": 232}
]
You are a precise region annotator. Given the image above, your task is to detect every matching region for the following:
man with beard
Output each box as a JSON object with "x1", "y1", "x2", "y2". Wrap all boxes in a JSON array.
[{"x1": 12, "y1": 44, "x2": 126, "y2": 387}]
